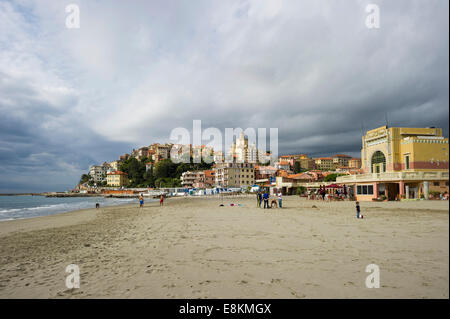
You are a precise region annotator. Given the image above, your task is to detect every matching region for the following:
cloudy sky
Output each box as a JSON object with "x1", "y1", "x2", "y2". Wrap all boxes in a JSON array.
[{"x1": 0, "y1": 0, "x2": 448, "y2": 192}]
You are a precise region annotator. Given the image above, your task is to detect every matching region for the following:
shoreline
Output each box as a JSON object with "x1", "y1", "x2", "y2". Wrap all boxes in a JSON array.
[
  {"x1": 0, "y1": 196, "x2": 448, "y2": 298},
  {"x1": 0, "y1": 196, "x2": 142, "y2": 225}
]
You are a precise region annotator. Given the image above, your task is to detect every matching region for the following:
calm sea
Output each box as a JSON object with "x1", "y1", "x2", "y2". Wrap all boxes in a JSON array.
[{"x1": 0, "y1": 195, "x2": 138, "y2": 221}]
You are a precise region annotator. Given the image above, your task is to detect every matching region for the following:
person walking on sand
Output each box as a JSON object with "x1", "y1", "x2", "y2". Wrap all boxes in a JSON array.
[
  {"x1": 278, "y1": 192, "x2": 282, "y2": 208},
  {"x1": 356, "y1": 201, "x2": 363, "y2": 219},
  {"x1": 257, "y1": 191, "x2": 262, "y2": 208},
  {"x1": 139, "y1": 194, "x2": 144, "y2": 208},
  {"x1": 263, "y1": 191, "x2": 269, "y2": 209},
  {"x1": 160, "y1": 194, "x2": 164, "y2": 206}
]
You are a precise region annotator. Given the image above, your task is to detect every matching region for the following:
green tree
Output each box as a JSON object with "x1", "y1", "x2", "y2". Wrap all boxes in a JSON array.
[
  {"x1": 120, "y1": 157, "x2": 146, "y2": 187},
  {"x1": 144, "y1": 166, "x2": 155, "y2": 187},
  {"x1": 296, "y1": 186, "x2": 306, "y2": 195},
  {"x1": 79, "y1": 174, "x2": 90, "y2": 184},
  {"x1": 154, "y1": 159, "x2": 178, "y2": 179},
  {"x1": 323, "y1": 173, "x2": 345, "y2": 182},
  {"x1": 294, "y1": 162, "x2": 301, "y2": 174}
]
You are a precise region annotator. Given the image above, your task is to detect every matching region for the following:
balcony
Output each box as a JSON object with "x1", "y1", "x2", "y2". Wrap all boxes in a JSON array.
[{"x1": 336, "y1": 170, "x2": 449, "y2": 183}]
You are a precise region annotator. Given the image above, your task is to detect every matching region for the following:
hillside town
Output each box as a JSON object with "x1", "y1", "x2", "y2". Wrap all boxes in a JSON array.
[{"x1": 76, "y1": 126, "x2": 449, "y2": 202}]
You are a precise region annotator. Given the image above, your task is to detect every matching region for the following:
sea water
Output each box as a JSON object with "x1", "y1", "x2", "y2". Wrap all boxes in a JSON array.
[{"x1": 0, "y1": 195, "x2": 138, "y2": 221}]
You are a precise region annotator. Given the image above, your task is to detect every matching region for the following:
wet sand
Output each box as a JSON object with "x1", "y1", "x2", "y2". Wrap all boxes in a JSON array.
[{"x1": 0, "y1": 196, "x2": 448, "y2": 298}]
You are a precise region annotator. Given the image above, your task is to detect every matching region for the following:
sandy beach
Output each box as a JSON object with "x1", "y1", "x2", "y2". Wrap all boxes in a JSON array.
[{"x1": 0, "y1": 196, "x2": 448, "y2": 299}]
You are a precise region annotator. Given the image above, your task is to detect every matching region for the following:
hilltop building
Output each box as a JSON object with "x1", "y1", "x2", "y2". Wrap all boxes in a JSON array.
[
  {"x1": 89, "y1": 165, "x2": 107, "y2": 182},
  {"x1": 314, "y1": 157, "x2": 334, "y2": 171}
]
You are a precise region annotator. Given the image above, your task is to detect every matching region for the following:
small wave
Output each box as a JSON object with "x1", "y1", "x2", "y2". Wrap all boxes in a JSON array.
[{"x1": 0, "y1": 208, "x2": 22, "y2": 214}]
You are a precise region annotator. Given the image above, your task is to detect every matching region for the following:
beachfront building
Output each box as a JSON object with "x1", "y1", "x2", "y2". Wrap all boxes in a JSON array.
[
  {"x1": 275, "y1": 171, "x2": 325, "y2": 195},
  {"x1": 181, "y1": 171, "x2": 200, "y2": 188},
  {"x1": 204, "y1": 170, "x2": 215, "y2": 188},
  {"x1": 214, "y1": 163, "x2": 255, "y2": 188},
  {"x1": 337, "y1": 125, "x2": 449, "y2": 201},
  {"x1": 254, "y1": 165, "x2": 278, "y2": 187},
  {"x1": 89, "y1": 165, "x2": 107, "y2": 182},
  {"x1": 181, "y1": 170, "x2": 215, "y2": 189},
  {"x1": 106, "y1": 171, "x2": 129, "y2": 187},
  {"x1": 314, "y1": 157, "x2": 334, "y2": 171}
]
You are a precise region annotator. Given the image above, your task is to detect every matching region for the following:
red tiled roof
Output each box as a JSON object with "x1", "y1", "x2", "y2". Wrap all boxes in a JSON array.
[
  {"x1": 204, "y1": 170, "x2": 215, "y2": 177},
  {"x1": 333, "y1": 154, "x2": 352, "y2": 158}
]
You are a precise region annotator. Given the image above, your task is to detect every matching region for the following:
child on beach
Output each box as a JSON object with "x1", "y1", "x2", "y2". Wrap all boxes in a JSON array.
[
  {"x1": 356, "y1": 201, "x2": 363, "y2": 218},
  {"x1": 139, "y1": 194, "x2": 144, "y2": 208},
  {"x1": 160, "y1": 194, "x2": 164, "y2": 206}
]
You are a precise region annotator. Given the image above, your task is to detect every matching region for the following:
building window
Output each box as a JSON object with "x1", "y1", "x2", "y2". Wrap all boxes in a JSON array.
[
  {"x1": 405, "y1": 155, "x2": 410, "y2": 170},
  {"x1": 371, "y1": 151, "x2": 386, "y2": 173},
  {"x1": 433, "y1": 182, "x2": 440, "y2": 186},
  {"x1": 357, "y1": 185, "x2": 374, "y2": 195}
]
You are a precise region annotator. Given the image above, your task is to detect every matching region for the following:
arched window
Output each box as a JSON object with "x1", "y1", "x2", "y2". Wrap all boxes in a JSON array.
[{"x1": 371, "y1": 151, "x2": 386, "y2": 173}]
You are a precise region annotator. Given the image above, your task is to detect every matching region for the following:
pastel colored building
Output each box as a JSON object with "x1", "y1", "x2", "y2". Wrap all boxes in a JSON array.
[
  {"x1": 337, "y1": 126, "x2": 449, "y2": 201},
  {"x1": 275, "y1": 161, "x2": 291, "y2": 171},
  {"x1": 89, "y1": 165, "x2": 107, "y2": 182},
  {"x1": 106, "y1": 171, "x2": 129, "y2": 187},
  {"x1": 332, "y1": 154, "x2": 352, "y2": 169},
  {"x1": 348, "y1": 158, "x2": 361, "y2": 169},
  {"x1": 214, "y1": 162, "x2": 255, "y2": 188},
  {"x1": 314, "y1": 157, "x2": 334, "y2": 171}
]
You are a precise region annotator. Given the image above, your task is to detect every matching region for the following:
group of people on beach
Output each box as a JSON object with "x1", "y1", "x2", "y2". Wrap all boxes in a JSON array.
[
  {"x1": 138, "y1": 194, "x2": 164, "y2": 208},
  {"x1": 256, "y1": 190, "x2": 282, "y2": 209},
  {"x1": 308, "y1": 186, "x2": 350, "y2": 201}
]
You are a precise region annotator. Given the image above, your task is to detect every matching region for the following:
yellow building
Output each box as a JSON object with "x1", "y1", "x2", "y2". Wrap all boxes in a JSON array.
[
  {"x1": 361, "y1": 126, "x2": 448, "y2": 173},
  {"x1": 109, "y1": 161, "x2": 120, "y2": 171},
  {"x1": 337, "y1": 126, "x2": 449, "y2": 201},
  {"x1": 332, "y1": 154, "x2": 352, "y2": 169},
  {"x1": 348, "y1": 158, "x2": 361, "y2": 169},
  {"x1": 314, "y1": 158, "x2": 334, "y2": 171},
  {"x1": 106, "y1": 171, "x2": 129, "y2": 187}
]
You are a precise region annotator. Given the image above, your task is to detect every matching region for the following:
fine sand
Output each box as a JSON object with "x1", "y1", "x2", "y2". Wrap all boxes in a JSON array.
[{"x1": 0, "y1": 196, "x2": 448, "y2": 299}]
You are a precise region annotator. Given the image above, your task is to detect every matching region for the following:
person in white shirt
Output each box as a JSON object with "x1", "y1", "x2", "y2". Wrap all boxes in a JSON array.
[{"x1": 278, "y1": 192, "x2": 282, "y2": 208}]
